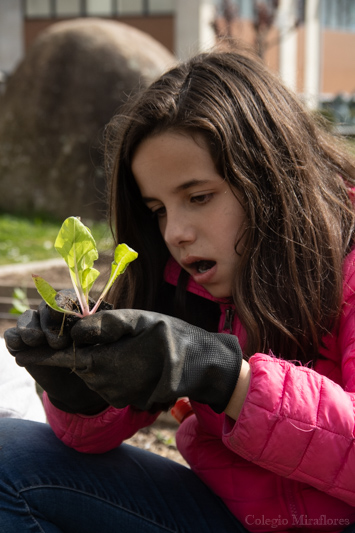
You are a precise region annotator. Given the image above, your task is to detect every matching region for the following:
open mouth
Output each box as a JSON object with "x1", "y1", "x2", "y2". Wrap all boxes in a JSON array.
[{"x1": 194, "y1": 260, "x2": 216, "y2": 274}]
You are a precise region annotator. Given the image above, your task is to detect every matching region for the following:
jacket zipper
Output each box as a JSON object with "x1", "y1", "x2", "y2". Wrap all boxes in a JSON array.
[{"x1": 223, "y1": 307, "x2": 235, "y2": 333}]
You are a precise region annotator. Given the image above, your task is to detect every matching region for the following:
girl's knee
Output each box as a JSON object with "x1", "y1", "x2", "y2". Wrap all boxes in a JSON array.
[{"x1": 0, "y1": 419, "x2": 54, "y2": 457}]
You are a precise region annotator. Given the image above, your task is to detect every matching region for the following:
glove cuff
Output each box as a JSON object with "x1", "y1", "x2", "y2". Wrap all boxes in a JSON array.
[
  {"x1": 146, "y1": 326, "x2": 243, "y2": 414},
  {"x1": 185, "y1": 332, "x2": 243, "y2": 413},
  {"x1": 48, "y1": 395, "x2": 109, "y2": 415}
]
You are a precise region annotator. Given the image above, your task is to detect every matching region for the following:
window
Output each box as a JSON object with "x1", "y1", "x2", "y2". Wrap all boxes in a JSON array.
[
  {"x1": 117, "y1": 0, "x2": 144, "y2": 15},
  {"x1": 56, "y1": 0, "x2": 81, "y2": 17},
  {"x1": 149, "y1": 0, "x2": 174, "y2": 14},
  {"x1": 87, "y1": 0, "x2": 112, "y2": 16},
  {"x1": 25, "y1": 0, "x2": 51, "y2": 17},
  {"x1": 24, "y1": 0, "x2": 174, "y2": 17},
  {"x1": 214, "y1": 0, "x2": 278, "y2": 22},
  {"x1": 321, "y1": 0, "x2": 355, "y2": 31},
  {"x1": 212, "y1": 0, "x2": 355, "y2": 31}
]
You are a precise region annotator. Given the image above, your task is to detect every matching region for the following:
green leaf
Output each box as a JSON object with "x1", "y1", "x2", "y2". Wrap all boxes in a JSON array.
[
  {"x1": 91, "y1": 244, "x2": 138, "y2": 313},
  {"x1": 10, "y1": 303, "x2": 27, "y2": 315},
  {"x1": 110, "y1": 243, "x2": 138, "y2": 285},
  {"x1": 10, "y1": 287, "x2": 30, "y2": 315},
  {"x1": 81, "y1": 266, "x2": 100, "y2": 294},
  {"x1": 13, "y1": 288, "x2": 27, "y2": 301},
  {"x1": 54, "y1": 216, "x2": 99, "y2": 293},
  {"x1": 32, "y1": 275, "x2": 79, "y2": 316}
]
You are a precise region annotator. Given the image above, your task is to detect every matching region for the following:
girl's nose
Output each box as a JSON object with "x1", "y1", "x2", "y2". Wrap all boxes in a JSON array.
[{"x1": 162, "y1": 213, "x2": 195, "y2": 247}]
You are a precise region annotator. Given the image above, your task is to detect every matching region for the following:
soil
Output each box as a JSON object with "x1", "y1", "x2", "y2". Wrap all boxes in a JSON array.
[{"x1": 0, "y1": 261, "x2": 188, "y2": 467}]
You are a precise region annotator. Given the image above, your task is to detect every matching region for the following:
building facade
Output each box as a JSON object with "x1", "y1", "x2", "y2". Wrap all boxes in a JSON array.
[{"x1": 1, "y1": 0, "x2": 355, "y2": 101}]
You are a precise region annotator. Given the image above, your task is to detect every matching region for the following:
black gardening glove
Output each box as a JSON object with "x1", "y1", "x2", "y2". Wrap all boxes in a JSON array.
[
  {"x1": 29, "y1": 309, "x2": 243, "y2": 414},
  {"x1": 4, "y1": 292, "x2": 109, "y2": 415}
]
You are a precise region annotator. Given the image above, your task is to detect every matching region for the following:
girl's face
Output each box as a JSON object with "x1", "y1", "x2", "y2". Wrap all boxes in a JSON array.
[{"x1": 132, "y1": 131, "x2": 246, "y2": 298}]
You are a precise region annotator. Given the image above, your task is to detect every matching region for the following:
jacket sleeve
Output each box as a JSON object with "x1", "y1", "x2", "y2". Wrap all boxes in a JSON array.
[
  {"x1": 43, "y1": 392, "x2": 159, "y2": 454},
  {"x1": 222, "y1": 352, "x2": 355, "y2": 507},
  {"x1": 222, "y1": 251, "x2": 355, "y2": 507}
]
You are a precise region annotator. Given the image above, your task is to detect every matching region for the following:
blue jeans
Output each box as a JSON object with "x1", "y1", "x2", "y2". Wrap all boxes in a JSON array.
[{"x1": 0, "y1": 418, "x2": 246, "y2": 532}]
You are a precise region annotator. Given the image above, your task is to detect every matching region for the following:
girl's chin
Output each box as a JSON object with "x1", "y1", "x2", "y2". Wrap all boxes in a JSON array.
[{"x1": 203, "y1": 286, "x2": 232, "y2": 299}]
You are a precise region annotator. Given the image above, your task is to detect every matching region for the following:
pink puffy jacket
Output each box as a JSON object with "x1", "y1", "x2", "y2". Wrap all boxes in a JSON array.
[{"x1": 44, "y1": 253, "x2": 355, "y2": 532}]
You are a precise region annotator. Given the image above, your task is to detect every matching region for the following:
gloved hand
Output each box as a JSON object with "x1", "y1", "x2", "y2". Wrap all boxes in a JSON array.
[
  {"x1": 24, "y1": 309, "x2": 243, "y2": 414},
  {"x1": 4, "y1": 292, "x2": 109, "y2": 415}
]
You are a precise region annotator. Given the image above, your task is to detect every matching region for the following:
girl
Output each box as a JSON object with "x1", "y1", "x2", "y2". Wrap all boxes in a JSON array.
[{"x1": 3, "y1": 47, "x2": 355, "y2": 532}]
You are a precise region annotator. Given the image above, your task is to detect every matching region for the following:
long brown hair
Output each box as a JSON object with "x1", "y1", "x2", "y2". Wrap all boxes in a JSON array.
[{"x1": 105, "y1": 47, "x2": 355, "y2": 363}]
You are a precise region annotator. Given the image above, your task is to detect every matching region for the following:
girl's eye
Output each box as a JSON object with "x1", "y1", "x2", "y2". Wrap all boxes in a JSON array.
[
  {"x1": 191, "y1": 193, "x2": 213, "y2": 205},
  {"x1": 152, "y1": 206, "x2": 166, "y2": 218}
]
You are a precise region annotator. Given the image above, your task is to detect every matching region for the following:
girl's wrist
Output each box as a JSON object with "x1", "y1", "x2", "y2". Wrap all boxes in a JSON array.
[{"x1": 224, "y1": 359, "x2": 251, "y2": 420}]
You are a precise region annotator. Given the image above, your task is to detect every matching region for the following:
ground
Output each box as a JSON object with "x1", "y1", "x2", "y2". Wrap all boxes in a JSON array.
[{"x1": 0, "y1": 261, "x2": 188, "y2": 467}]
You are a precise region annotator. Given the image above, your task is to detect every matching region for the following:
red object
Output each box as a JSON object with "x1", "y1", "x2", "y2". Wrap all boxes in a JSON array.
[{"x1": 171, "y1": 398, "x2": 194, "y2": 424}]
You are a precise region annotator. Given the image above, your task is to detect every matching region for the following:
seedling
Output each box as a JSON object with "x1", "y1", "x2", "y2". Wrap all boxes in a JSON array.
[
  {"x1": 10, "y1": 287, "x2": 30, "y2": 315},
  {"x1": 32, "y1": 216, "x2": 137, "y2": 317}
]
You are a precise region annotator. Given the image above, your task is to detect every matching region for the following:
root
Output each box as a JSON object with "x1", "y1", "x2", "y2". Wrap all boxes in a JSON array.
[{"x1": 59, "y1": 314, "x2": 66, "y2": 337}]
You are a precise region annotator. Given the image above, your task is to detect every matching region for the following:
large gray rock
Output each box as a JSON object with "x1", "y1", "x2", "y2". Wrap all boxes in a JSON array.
[{"x1": 0, "y1": 19, "x2": 175, "y2": 220}]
